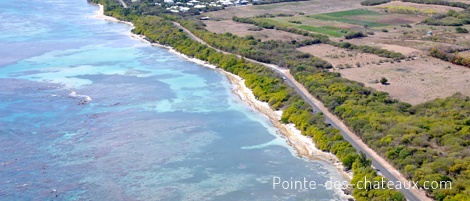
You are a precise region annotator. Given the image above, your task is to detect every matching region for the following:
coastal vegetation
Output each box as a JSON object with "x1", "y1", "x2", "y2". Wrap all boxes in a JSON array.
[{"x1": 90, "y1": 0, "x2": 470, "y2": 200}]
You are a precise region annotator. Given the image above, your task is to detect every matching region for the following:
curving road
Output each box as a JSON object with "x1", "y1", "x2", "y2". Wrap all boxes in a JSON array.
[{"x1": 172, "y1": 22, "x2": 432, "y2": 201}]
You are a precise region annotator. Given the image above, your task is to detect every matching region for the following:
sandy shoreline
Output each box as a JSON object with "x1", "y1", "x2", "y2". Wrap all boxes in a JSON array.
[{"x1": 92, "y1": 1, "x2": 353, "y2": 187}]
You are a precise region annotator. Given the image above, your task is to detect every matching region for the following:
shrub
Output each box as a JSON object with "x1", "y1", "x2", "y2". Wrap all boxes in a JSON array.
[
  {"x1": 360, "y1": 0, "x2": 391, "y2": 6},
  {"x1": 456, "y1": 27, "x2": 469, "y2": 33},
  {"x1": 248, "y1": 27, "x2": 263, "y2": 31},
  {"x1": 289, "y1": 20, "x2": 302, "y2": 24},
  {"x1": 380, "y1": 77, "x2": 388, "y2": 85},
  {"x1": 344, "y1": 31, "x2": 366, "y2": 39}
]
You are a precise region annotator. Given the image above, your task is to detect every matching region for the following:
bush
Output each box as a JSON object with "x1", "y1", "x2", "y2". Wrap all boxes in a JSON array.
[
  {"x1": 360, "y1": 0, "x2": 391, "y2": 6},
  {"x1": 248, "y1": 27, "x2": 263, "y2": 31},
  {"x1": 344, "y1": 31, "x2": 366, "y2": 39},
  {"x1": 401, "y1": 24, "x2": 412, "y2": 28},
  {"x1": 288, "y1": 20, "x2": 302, "y2": 24},
  {"x1": 456, "y1": 27, "x2": 469, "y2": 33},
  {"x1": 380, "y1": 77, "x2": 388, "y2": 85}
]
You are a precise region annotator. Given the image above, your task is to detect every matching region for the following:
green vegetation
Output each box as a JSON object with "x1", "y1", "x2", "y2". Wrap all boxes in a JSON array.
[
  {"x1": 380, "y1": 77, "x2": 388, "y2": 85},
  {"x1": 430, "y1": 47, "x2": 470, "y2": 67},
  {"x1": 423, "y1": 9, "x2": 470, "y2": 26},
  {"x1": 401, "y1": 0, "x2": 470, "y2": 9},
  {"x1": 297, "y1": 25, "x2": 347, "y2": 37},
  {"x1": 252, "y1": 0, "x2": 308, "y2": 5},
  {"x1": 90, "y1": 0, "x2": 470, "y2": 200},
  {"x1": 456, "y1": 27, "x2": 469, "y2": 33},
  {"x1": 247, "y1": 26, "x2": 263, "y2": 31},
  {"x1": 233, "y1": 16, "x2": 405, "y2": 60},
  {"x1": 310, "y1": 9, "x2": 387, "y2": 27},
  {"x1": 378, "y1": 5, "x2": 438, "y2": 15},
  {"x1": 360, "y1": 0, "x2": 391, "y2": 6},
  {"x1": 344, "y1": 31, "x2": 366, "y2": 39},
  {"x1": 288, "y1": 20, "x2": 302, "y2": 24},
  {"x1": 423, "y1": 10, "x2": 470, "y2": 26},
  {"x1": 131, "y1": 11, "x2": 405, "y2": 201}
]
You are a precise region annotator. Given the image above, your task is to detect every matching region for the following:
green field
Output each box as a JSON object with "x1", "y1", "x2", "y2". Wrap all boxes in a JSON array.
[
  {"x1": 297, "y1": 25, "x2": 347, "y2": 37},
  {"x1": 310, "y1": 9, "x2": 387, "y2": 27}
]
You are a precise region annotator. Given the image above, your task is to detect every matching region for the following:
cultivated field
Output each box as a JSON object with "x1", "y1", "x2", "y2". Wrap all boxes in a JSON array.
[
  {"x1": 203, "y1": 20, "x2": 310, "y2": 41},
  {"x1": 298, "y1": 44, "x2": 470, "y2": 104}
]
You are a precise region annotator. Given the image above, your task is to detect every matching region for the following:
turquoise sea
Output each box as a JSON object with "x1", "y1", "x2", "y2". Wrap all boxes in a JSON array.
[{"x1": 0, "y1": 0, "x2": 348, "y2": 200}]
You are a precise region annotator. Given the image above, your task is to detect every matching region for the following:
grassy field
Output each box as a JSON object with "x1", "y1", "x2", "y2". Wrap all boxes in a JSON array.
[
  {"x1": 297, "y1": 25, "x2": 347, "y2": 37},
  {"x1": 309, "y1": 9, "x2": 388, "y2": 27}
]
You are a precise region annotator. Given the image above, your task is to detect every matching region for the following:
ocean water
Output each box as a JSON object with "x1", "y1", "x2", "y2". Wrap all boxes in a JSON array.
[{"x1": 0, "y1": 0, "x2": 348, "y2": 200}]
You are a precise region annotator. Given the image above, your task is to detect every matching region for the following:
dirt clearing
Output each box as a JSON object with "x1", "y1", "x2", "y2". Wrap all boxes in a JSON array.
[{"x1": 298, "y1": 44, "x2": 470, "y2": 104}]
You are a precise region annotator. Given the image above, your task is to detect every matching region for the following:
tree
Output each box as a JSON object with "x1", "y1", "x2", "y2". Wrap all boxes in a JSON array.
[{"x1": 380, "y1": 77, "x2": 388, "y2": 85}]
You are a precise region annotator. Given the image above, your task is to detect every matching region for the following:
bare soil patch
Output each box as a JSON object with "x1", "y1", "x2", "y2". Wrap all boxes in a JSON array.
[
  {"x1": 342, "y1": 37, "x2": 424, "y2": 56},
  {"x1": 204, "y1": 20, "x2": 310, "y2": 41},
  {"x1": 375, "y1": 14, "x2": 424, "y2": 25},
  {"x1": 298, "y1": 44, "x2": 384, "y2": 67},
  {"x1": 337, "y1": 57, "x2": 470, "y2": 104},
  {"x1": 298, "y1": 44, "x2": 470, "y2": 104},
  {"x1": 205, "y1": 0, "x2": 363, "y2": 20}
]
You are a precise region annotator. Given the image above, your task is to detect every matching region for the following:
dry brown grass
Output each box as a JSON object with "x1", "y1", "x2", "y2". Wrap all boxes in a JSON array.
[
  {"x1": 203, "y1": 20, "x2": 310, "y2": 41},
  {"x1": 375, "y1": 1, "x2": 465, "y2": 14},
  {"x1": 205, "y1": 0, "x2": 363, "y2": 20},
  {"x1": 298, "y1": 44, "x2": 384, "y2": 67},
  {"x1": 298, "y1": 44, "x2": 470, "y2": 104},
  {"x1": 339, "y1": 57, "x2": 470, "y2": 104}
]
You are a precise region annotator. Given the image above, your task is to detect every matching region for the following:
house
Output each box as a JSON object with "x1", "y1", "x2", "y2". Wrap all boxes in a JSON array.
[{"x1": 179, "y1": 6, "x2": 190, "y2": 12}]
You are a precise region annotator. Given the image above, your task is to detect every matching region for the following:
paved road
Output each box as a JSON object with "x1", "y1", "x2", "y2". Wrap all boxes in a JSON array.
[{"x1": 172, "y1": 22, "x2": 431, "y2": 201}]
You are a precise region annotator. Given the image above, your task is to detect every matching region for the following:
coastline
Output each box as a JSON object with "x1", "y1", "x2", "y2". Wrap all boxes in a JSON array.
[{"x1": 92, "y1": 0, "x2": 352, "y2": 184}]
